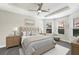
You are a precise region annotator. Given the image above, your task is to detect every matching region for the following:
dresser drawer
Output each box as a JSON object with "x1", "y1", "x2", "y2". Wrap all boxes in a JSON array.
[
  {"x1": 71, "y1": 43, "x2": 79, "y2": 55},
  {"x1": 72, "y1": 43, "x2": 79, "y2": 47}
]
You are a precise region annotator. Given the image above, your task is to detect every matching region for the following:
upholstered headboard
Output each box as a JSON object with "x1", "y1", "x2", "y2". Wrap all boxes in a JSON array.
[
  {"x1": 18, "y1": 19, "x2": 40, "y2": 36},
  {"x1": 19, "y1": 26, "x2": 39, "y2": 33}
]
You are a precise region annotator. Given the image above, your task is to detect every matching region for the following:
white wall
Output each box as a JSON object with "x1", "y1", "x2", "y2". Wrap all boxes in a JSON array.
[
  {"x1": 54, "y1": 16, "x2": 71, "y2": 42},
  {"x1": 0, "y1": 10, "x2": 40, "y2": 47},
  {"x1": 35, "y1": 18, "x2": 43, "y2": 33},
  {"x1": 54, "y1": 11, "x2": 79, "y2": 42},
  {"x1": 53, "y1": 19, "x2": 58, "y2": 34},
  {"x1": 72, "y1": 10, "x2": 79, "y2": 18},
  {"x1": 42, "y1": 19, "x2": 54, "y2": 33},
  {"x1": 0, "y1": 10, "x2": 27, "y2": 47}
]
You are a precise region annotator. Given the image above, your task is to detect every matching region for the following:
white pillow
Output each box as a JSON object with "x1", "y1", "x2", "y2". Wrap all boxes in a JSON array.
[
  {"x1": 22, "y1": 31, "x2": 27, "y2": 36},
  {"x1": 22, "y1": 31, "x2": 32, "y2": 36}
]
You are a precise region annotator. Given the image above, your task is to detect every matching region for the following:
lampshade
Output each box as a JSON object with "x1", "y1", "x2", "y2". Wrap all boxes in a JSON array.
[{"x1": 13, "y1": 27, "x2": 18, "y2": 31}]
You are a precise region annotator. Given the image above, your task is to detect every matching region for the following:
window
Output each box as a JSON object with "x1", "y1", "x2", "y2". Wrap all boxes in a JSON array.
[
  {"x1": 73, "y1": 18, "x2": 79, "y2": 36},
  {"x1": 58, "y1": 19, "x2": 64, "y2": 34}
]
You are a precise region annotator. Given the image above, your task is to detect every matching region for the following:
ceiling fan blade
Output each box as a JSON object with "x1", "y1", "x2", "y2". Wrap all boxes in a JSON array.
[
  {"x1": 37, "y1": 3, "x2": 43, "y2": 10},
  {"x1": 40, "y1": 3, "x2": 43, "y2": 7},
  {"x1": 41, "y1": 10, "x2": 49, "y2": 12},
  {"x1": 28, "y1": 9, "x2": 37, "y2": 11}
]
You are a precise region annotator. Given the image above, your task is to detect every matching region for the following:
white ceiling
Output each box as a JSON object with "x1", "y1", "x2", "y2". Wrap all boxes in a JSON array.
[
  {"x1": 10, "y1": 3, "x2": 68, "y2": 16},
  {"x1": 0, "y1": 3, "x2": 79, "y2": 19}
]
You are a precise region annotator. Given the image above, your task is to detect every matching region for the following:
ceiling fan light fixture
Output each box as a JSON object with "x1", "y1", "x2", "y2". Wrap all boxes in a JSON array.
[{"x1": 38, "y1": 10, "x2": 42, "y2": 13}]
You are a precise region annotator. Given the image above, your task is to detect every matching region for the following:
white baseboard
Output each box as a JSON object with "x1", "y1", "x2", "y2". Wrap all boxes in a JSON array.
[
  {"x1": 0, "y1": 45, "x2": 6, "y2": 48},
  {"x1": 60, "y1": 39, "x2": 71, "y2": 43}
]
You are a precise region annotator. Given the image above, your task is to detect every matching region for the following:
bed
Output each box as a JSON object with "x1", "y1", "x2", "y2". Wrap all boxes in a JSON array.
[
  {"x1": 18, "y1": 26, "x2": 70, "y2": 55},
  {"x1": 18, "y1": 22, "x2": 56, "y2": 55},
  {"x1": 21, "y1": 35, "x2": 56, "y2": 55}
]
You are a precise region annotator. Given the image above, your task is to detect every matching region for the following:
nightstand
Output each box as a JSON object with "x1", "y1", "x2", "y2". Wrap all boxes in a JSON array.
[
  {"x1": 71, "y1": 40, "x2": 79, "y2": 55},
  {"x1": 6, "y1": 36, "x2": 21, "y2": 48}
]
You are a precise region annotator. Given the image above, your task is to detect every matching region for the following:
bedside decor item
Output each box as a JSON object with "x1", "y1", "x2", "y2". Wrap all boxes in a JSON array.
[
  {"x1": 13, "y1": 27, "x2": 18, "y2": 36},
  {"x1": 13, "y1": 27, "x2": 21, "y2": 36}
]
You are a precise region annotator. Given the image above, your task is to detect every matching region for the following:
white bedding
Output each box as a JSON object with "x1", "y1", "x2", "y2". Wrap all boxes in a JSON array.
[
  {"x1": 21, "y1": 35, "x2": 44, "y2": 43},
  {"x1": 19, "y1": 44, "x2": 70, "y2": 55},
  {"x1": 21, "y1": 35, "x2": 55, "y2": 47},
  {"x1": 21, "y1": 35, "x2": 56, "y2": 55}
]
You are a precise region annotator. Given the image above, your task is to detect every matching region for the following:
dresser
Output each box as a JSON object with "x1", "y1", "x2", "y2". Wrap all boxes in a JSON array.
[
  {"x1": 6, "y1": 36, "x2": 21, "y2": 48},
  {"x1": 71, "y1": 40, "x2": 79, "y2": 55}
]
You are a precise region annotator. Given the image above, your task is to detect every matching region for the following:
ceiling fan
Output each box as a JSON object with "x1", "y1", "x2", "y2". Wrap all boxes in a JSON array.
[{"x1": 28, "y1": 3, "x2": 49, "y2": 15}]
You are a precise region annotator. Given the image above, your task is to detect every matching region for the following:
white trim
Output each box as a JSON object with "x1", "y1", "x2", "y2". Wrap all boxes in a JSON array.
[
  {"x1": 60, "y1": 39, "x2": 71, "y2": 43},
  {"x1": 0, "y1": 45, "x2": 6, "y2": 48}
]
